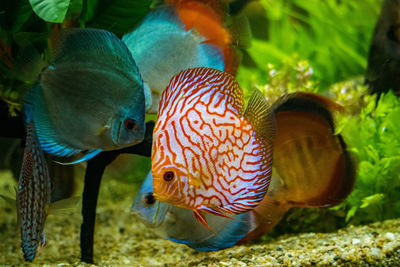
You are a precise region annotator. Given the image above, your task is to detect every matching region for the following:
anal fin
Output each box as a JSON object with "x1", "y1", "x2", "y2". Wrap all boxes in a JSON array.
[
  {"x1": 193, "y1": 209, "x2": 215, "y2": 234},
  {"x1": 54, "y1": 149, "x2": 101, "y2": 165},
  {"x1": 198, "y1": 205, "x2": 237, "y2": 221}
]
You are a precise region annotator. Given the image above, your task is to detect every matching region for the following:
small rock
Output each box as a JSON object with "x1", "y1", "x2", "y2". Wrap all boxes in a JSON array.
[
  {"x1": 384, "y1": 232, "x2": 395, "y2": 241},
  {"x1": 370, "y1": 247, "x2": 383, "y2": 258}
]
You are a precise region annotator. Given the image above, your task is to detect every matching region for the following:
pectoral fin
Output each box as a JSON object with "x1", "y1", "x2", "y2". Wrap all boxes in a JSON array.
[{"x1": 244, "y1": 89, "x2": 275, "y2": 145}]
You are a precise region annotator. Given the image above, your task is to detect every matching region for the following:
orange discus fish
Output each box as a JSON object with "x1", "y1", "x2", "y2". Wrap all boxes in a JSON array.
[{"x1": 152, "y1": 67, "x2": 275, "y2": 230}]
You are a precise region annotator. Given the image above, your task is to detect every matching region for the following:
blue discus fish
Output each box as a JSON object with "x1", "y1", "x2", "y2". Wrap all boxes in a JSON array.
[
  {"x1": 132, "y1": 171, "x2": 255, "y2": 251},
  {"x1": 15, "y1": 28, "x2": 146, "y2": 261},
  {"x1": 26, "y1": 28, "x2": 146, "y2": 162},
  {"x1": 122, "y1": 0, "x2": 243, "y2": 113},
  {"x1": 132, "y1": 92, "x2": 356, "y2": 250}
]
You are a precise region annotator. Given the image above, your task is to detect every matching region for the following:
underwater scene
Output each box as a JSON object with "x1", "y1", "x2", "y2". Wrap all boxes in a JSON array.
[{"x1": 0, "y1": 0, "x2": 400, "y2": 266}]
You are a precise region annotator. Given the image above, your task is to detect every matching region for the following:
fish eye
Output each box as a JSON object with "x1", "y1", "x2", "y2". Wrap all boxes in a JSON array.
[
  {"x1": 144, "y1": 192, "x2": 155, "y2": 205},
  {"x1": 124, "y1": 118, "x2": 137, "y2": 130},
  {"x1": 163, "y1": 171, "x2": 174, "y2": 182}
]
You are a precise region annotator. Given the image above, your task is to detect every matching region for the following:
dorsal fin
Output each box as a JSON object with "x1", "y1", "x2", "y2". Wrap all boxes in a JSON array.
[
  {"x1": 271, "y1": 92, "x2": 344, "y2": 131},
  {"x1": 244, "y1": 89, "x2": 275, "y2": 144},
  {"x1": 52, "y1": 28, "x2": 139, "y2": 76},
  {"x1": 164, "y1": 67, "x2": 244, "y2": 114},
  {"x1": 166, "y1": 0, "x2": 227, "y2": 24}
]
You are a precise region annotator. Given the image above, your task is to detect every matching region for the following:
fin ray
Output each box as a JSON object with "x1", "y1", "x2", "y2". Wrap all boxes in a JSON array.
[
  {"x1": 193, "y1": 209, "x2": 215, "y2": 233},
  {"x1": 54, "y1": 149, "x2": 102, "y2": 165},
  {"x1": 244, "y1": 89, "x2": 275, "y2": 144}
]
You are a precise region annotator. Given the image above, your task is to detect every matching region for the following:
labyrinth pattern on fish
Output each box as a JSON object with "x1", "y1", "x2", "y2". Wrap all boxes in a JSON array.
[{"x1": 152, "y1": 67, "x2": 272, "y2": 215}]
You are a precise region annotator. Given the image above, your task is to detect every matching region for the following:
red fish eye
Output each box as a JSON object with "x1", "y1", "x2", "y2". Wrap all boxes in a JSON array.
[
  {"x1": 163, "y1": 171, "x2": 174, "y2": 182},
  {"x1": 144, "y1": 193, "x2": 155, "y2": 205},
  {"x1": 124, "y1": 118, "x2": 136, "y2": 130}
]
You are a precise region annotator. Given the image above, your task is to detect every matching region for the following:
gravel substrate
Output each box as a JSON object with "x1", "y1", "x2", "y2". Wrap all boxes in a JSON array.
[{"x1": 0, "y1": 170, "x2": 399, "y2": 266}]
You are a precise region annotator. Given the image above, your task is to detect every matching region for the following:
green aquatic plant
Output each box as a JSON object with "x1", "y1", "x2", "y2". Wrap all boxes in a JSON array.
[
  {"x1": 237, "y1": 58, "x2": 317, "y2": 101},
  {"x1": 337, "y1": 92, "x2": 400, "y2": 225}
]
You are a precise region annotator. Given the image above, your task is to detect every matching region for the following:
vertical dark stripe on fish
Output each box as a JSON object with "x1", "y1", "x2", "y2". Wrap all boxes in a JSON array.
[{"x1": 17, "y1": 121, "x2": 51, "y2": 261}]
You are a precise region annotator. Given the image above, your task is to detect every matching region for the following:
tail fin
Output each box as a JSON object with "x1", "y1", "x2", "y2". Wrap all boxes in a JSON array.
[{"x1": 240, "y1": 92, "x2": 357, "y2": 243}]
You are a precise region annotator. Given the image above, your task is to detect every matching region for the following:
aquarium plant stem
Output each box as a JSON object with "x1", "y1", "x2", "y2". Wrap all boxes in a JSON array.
[
  {"x1": 80, "y1": 121, "x2": 154, "y2": 263},
  {"x1": 81, "y1": 152, "x2": 118, "y2": 263}
]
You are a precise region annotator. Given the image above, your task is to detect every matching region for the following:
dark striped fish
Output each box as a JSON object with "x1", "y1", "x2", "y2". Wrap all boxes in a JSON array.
[{"x1": 17, "y1": 121, "x2": 51, "y2": 261}]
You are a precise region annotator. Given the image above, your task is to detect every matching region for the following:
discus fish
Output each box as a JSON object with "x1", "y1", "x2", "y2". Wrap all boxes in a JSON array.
[
  {"x1": 122, "y1": 0, "x2": 247, "y2": 113},
  {"x1": 240, "y1": 92, "x2": 356, "y2": 243},
  {"x1": 133, "y1": 92, "x2": 356, "y2": 250},
  {"x1": 151, "y1": 67, "x2": 275, "y2": 230},
  {"x1": 26, "y1": 28, "x2": 146, "y2": 163}
]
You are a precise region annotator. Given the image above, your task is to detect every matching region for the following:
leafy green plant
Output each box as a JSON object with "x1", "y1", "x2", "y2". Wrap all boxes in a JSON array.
[
  {"x1": 29, "y1": 0, "x2": 70, "y2": 23},
  {"x1": 336, "y1": 92, "x2": 400, "y2": 225},
  {"x1": 0, "y1": 0, "x2": 150, "y2": 109}
]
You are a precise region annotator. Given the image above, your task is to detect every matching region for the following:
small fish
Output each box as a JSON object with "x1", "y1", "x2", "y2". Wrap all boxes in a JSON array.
[
  {"x1": 122, "y1": 0, "x2": 247, "y2": 113},
  {"x1": 133, "y1": 92, "x2": 356, "y2": 250},
  {"x1": 132, "y1": 171, "x2": 255, "y2": 251},
  {"x1": 151, "y1": 67, "x2": 275, "y2": 231},
  {"x1": 26, "y1": 28, "x2": 146, "y2": 163},
  {"x1": 16, "y1": 121, "x2": 51, "y2": 261}
]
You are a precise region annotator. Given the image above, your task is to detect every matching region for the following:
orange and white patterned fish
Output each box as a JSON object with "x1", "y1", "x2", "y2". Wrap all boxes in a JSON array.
[{"x1": 152, "y1": 67, "x2": 275, "y2": 230}]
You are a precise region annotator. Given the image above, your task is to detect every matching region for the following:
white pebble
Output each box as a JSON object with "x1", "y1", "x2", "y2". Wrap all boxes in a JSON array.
[
  {"x1": 370, "y1": 247, "x2": 382, "y2": 258},
  {"x1": 385, "y1": 232, "x2": 395, "y2": 241},
  {"x1": 352, "y1": 238, "x2": 361, "y2": 245}
]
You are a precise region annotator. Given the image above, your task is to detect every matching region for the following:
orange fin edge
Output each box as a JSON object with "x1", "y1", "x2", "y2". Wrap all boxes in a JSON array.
[
  {"x1": 198, "y1": 206, "x2": 238, "y2": 221},
  {"x1": 193, "y1": 209, "x2": 215, "y2": 234}
]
